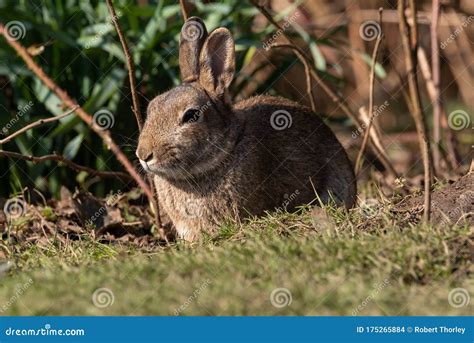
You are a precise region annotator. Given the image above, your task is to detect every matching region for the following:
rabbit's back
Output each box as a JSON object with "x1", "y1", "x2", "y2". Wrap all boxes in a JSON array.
[{"x1": 233, "y1": 95, "x2": 356, "y2": 210}]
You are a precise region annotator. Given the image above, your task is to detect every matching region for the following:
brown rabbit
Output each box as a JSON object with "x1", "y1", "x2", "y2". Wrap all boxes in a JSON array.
[{"x1": 136, "y1": 17, "x2": 356, "y2": 241}]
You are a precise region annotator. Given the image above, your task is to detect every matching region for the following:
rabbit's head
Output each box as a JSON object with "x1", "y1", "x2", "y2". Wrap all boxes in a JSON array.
[{"x1": 137, "y1": 17, "x2": 240, "y2": 180}]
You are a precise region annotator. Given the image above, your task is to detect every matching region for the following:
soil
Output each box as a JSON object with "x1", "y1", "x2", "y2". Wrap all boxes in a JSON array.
[{"x1": 393, "y1": 173, "x2": 474, "y2": 226}]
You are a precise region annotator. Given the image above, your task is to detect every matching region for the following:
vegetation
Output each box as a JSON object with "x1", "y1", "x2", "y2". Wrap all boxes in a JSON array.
[
  {"x1": 0, "y1": 0, "x2": 266, "y2": 197},
  {"x1": 0, "y1": 0, "x2": 472, "y2": 316},
  {"x1": 1, "y1": 198, "x2": 471, "y2": 315}
]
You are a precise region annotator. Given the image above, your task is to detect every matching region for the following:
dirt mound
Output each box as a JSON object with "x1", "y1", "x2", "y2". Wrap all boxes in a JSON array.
[{"x1": 394, "y1": 173, "x2": 473, "y2": 226}]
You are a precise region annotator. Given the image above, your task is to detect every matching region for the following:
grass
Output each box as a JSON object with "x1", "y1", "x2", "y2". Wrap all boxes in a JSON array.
[{"x1": 0, "y1": 199, "x2": 472, "y2": 316}]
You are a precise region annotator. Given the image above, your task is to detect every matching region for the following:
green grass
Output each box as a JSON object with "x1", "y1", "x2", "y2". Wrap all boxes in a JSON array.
[{"x1": 0, "y1": 204, "x2": 472, "y2": 316}]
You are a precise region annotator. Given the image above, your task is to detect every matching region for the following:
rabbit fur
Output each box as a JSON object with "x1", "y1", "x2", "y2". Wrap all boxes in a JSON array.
[{"x1": 136, "y1": 17, "x2": 356, "y2": 241}]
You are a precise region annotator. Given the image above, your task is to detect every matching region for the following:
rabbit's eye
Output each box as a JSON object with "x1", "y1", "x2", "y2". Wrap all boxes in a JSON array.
[{"x1": 181, "y1": 109, "x2": 201, "y2": 124}]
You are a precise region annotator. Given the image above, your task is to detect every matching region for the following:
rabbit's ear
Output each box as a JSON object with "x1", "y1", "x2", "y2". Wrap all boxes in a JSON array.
[
  {"x1": 179, "y1": 17, "x2": 208, "y2": 83},
  {"x1": 198, "y1": 28, "x2": 235, "y2": 96}
]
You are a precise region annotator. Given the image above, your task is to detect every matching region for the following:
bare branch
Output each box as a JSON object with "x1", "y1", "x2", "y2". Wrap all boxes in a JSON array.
[
  {"x1": 105, "y1": 0, "x2": 143, "y2": 131},
  {"x1": 0, "y1": 150, "x2": 132, "y2": 181},
  {"x1": 431, "y1": 0, "x2": 441, "y2": 174},
  {"x1": 398, "y1": 0, "x2": 432, "y2": 222},
  {"x1": 250, "y1": 0, "x2": 399, "y2": 179},
  {"x1": 355, "y1": 9, "x2": 384, "y2": 176},
  {"x1": 0, "y1": 22, "x2": 155, "y2": 205},
  {"x1": 105, "y1": 0, "x2": 162, "y2": 229},
  {"x1": 179, "y1": 0, "x2": 189, "y2": 21},
  {"x1": 417, "y1": 47, "x2": 459, "y2": 171},
  {"x1": 0, "y1": 106, "x2": 78, "y2": 145},
  {"x1": 269, "y1": 43, "x2": 316, "y2": 112}
]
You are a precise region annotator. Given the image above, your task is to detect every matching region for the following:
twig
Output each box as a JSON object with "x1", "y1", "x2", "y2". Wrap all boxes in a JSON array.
[
  {"x1": 0, "y1": 23, "x2": 155, "y2": 205},
  {"x1": 355, "y1": 9, "x2": 384, "y2": 175},
  {"x1": 393, "y1": 68, "x2": 413, "y2": 114},
  {"x1": 250, "y1": 0, "x2": 399, "y2": 179},
  {"x1": 105, "y1": 0, "x2": 142, "y2": 131},
  {"x1": 0, "y1": 150, "x2": 132, "y2": 181},
  {"x1": 431, "y1": 0, "x2": 441, "y2": 174},
  {"x1": 106, "y1": 0, "x2": 162, "y2": 229},
  {"x1": 179, "y1": 0, "x2": 189, "y2": 21},
  {"x1": 398, "y1": 0, "x2": 432, "y2": 222},
  {"x1": 357, "y1": 106, "x2": 388, "y2": 162},
  {"x1": 269, "y1": 43, "x2": 316, "y2": 112},
  {"x1": 417, "y1": 47, "x2": 459, "y2": 171},
  {"x1": 0, "y1": 106, "x2": 78, "y2": 145}
]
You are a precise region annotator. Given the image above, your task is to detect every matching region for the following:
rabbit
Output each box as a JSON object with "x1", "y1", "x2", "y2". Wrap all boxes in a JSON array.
[{"x1": 136, "y1": 17, "x2": 357, "y2": 241}]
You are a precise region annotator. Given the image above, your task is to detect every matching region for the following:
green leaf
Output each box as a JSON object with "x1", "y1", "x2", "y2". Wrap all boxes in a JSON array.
[
  {"x1": 33, "y1": 78, "x2": 64, "y2": 116},
  {"x1": 359, "y1": 52, "x2": 387, "y2": 79},
  {"x1": 84, "y1": 68, "x2": 127, "y2": 111},
  {"x1": 309, "y1": 42, "x2": 326, "y2": 71},
  {"x1": 63, "y1": 133, "x2": 84, "y2": 160},
  {"x1": 292, "y1": 22, "x2": 327, "y2": 71},
  {"x1": 136, "y1": 1, "x2": 165, "y2": 52}
]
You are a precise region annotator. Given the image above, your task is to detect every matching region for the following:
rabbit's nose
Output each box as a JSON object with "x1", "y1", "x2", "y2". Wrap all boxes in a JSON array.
[{"x1": 136, "y1": 147, "x2": 153, "y2": 162}]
